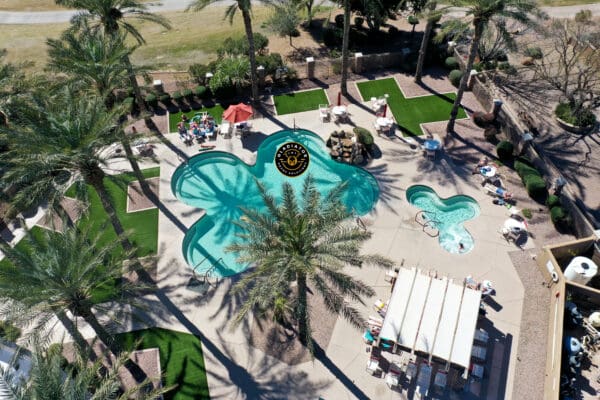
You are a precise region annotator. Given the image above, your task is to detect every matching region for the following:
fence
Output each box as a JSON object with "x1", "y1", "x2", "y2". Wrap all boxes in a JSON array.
[{"x1": 453, "y1": 46, "x2": 596, "y2": 238}]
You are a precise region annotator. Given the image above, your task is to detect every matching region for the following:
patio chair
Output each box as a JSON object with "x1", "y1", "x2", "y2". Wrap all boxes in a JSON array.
[
  {"x1": 433, "y1": 371, "x2": 447, "y2": 393},
  {"x1": 471, "y1": 345, "x2": 487, "y2": 362},
  {"x1": 405, "y1": 361, "x2": 417, "y2": 384},
  {"x1": 366, "y1": 356, "x2": 381, "y2": 375},
  {"x1": 474, "y1": 329, "x2": 489, "y2": 345},
  {"x1": 219, "y1": 121, "x2": 232, "y2": 138},
  {"x1": 319, "y1": 104, "x2": 330, "y2": 122}
]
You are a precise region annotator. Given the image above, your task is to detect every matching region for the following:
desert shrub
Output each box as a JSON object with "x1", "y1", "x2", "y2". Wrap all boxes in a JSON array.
[
  {"x1": 484, "y1": 126, "x2": 499, "y2": 141},
  {"x1": 331, "y1": 59, "x2": 342, "y2": 75},
  {"x1": 172, "y1": 91, "x2": 183, "y2": 102},
  {"x1": 525, "y1": 175, "x2": 547, "y2": 201},
  {"x1": 498, "y1": 62, "x2": 518, "y2": 75},
  {"x1": 494, "y1": 50, "x2": 508, "y2": 62},
  {"x1": 473, "y1": 111, "x2": 495, "y2": 128},
  {"x1": 323, "y1": 27, "x2": 343, "y2": 47},
  {"x1": 183, "y1": 88, "x2": 194, "y2": 101},
  {"x1": 546, "y1": 194, "x2": 560, "y2": 208},
  {"x1": 480, "y1": 60, "x2": 497, "y2": 71},
  {"x1": 0, "y1": 320, "x2": 21, "y2": 342},
  {"x1": 218, "y1": 33, "x2": 269, "y2": 57},
  {"x1": 407, "y1": 15, "x2": 419, "y2": 25},
  {"x1": 256, "y1": 53, "x2": 284, "y2": 78},
  {"x1": 550, "y1": 206, "x2": 571, "y2": 229},
  {"x1": 189, "y1": 63, "x2": 211, "y2": 84},
  {"x1": 354, "y1": 16, "x2": 364, "y2": 28},
  {"x1": 449, "y1": 69, "x2": 463, "y2": 87},
  {"x1": 496, "y1": 140, "x2": 514, "y2": 161},
  {"x1": 145, "y1": 93, "x2": 157, "y2": 107},
  {"x1": 354, "y1": 126, "x2": 374, "y2": 155},
  {"x1": 524, "y1": 46, "x2": 543, "y2": 60},
  {"x1": 335, "y1": 14, "x2": 344, "y2": 28},
  {"x1": 194, "y1": 85, "x2": 209, "y2": 99},
  {"x1": 522, "y1": 208, "x2": 533, "y2": 219},
  {"x1": 158, "y1": 93, "x2": 171, "y2": 104},
  {"x1": 444, "y1": 56, "x2": 459, "y2": 70},
  {"x1": 555, "y1": 102, "x2": 597, "y2": 127}
]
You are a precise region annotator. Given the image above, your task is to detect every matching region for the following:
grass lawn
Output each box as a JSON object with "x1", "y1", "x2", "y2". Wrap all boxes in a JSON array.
[
  {"x1": 356, "y1": 77, "x2": 467, "y2": 136},
  {"x1": 66, "y1": 167, "x2": 160, "y2": 257},
  {"x1": 273, "y1": 89, "x2": 329, "y2": 115},
  {"x1": 169, "y1": 105, "x2": 225, "y2": 133},
  {"x1": 116, "y1": 328, "x2": 209, "y2": 400}
]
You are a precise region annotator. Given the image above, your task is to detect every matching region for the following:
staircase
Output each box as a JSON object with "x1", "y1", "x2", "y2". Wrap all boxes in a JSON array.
[{"x1": 415, "y1": 210, "x2": 440, "y2": 238}]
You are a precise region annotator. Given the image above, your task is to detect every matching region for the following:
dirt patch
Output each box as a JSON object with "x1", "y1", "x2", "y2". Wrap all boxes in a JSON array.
[
  {"x1": 36, "y1": 197, "x2": 84, "y2": 232},
  {"x1": 249, "y1": 287, "x2": 337, "y2": 365},
  {"x1": 63, "y1": 341, "x2": 162, "y2": 396},
  {"x1": 126, "y1": 178, "x2": 159, "y2": 213}
]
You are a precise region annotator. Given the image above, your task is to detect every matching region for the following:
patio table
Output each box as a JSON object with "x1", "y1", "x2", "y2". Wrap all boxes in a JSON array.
[{"x1": 424, "y1": 139, "x2": 441, "y2": 151}]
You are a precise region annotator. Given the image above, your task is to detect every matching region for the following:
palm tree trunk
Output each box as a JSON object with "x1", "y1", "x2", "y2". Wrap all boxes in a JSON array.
[
  {"x1": 88, "y1": 176, "x2": 134, "y2": 253},
  {"x1": 123, "y1": 55, "x2": 147, "y2": 114},
  {"x1": 296, "y1": 273, "x2": 312, "y2": 353},
  {"x1": 340, "y1": 0, "x2": 351, "y2": 96},
  {"x1": 241, "y1": 8, "x2": 259, "y2": 104},
  {"x1": 79, "y1": 309, "x2": 149, "y2": 385},
  {"x1": 415, "y1": 5, "x2": 437, "y2": 83},
  {"x1": 446, "y1": 20, "x2": 483, "y2": 134}
]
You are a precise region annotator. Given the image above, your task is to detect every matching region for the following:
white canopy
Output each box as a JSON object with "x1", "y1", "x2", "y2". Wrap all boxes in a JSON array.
[{"x1": 380, "y1": 268, "x2": 482, "y2": 368}]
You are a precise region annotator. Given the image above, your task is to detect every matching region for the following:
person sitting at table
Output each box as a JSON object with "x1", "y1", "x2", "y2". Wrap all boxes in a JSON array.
[{"x1": 177, "y1": 122, "x2": 192, "y2": 144}]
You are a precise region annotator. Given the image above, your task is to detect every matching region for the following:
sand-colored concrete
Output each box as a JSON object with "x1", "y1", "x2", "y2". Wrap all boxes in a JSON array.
[{"x1": 47, "y1": 71, "x2": 566, "y2": 399}]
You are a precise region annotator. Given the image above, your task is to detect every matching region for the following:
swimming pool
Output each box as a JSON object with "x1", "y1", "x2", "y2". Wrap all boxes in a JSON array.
[
  {"x1": 406, "y1": 185, "x2": 480, "y2": 254},
  {"x1": 171, "y1": 129, "x2": 380, "y2": 277}
]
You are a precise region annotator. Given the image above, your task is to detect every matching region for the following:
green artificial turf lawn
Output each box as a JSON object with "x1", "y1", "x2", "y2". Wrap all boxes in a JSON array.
[
  {"x1": 356, "y1": 77, "x2": 467, "y2": 136},
  {"x1": 169, "y1": 105, "x2": 225, "y2": 133},
  {"x1": 116, "y1": 328, "x2": 209, "y2": 400},
  {"x1": 66, "y1": 167, "x2": 160, "y2": 257},
  {"x1": 273, "y1": 89, "x2": 329, "y2": 115}
]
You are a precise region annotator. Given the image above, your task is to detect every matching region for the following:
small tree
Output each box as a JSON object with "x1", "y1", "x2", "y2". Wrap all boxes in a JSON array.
[
  {"x1": 209, "y1": 56, "x2": 251, "y2": 95},
  {"x1": 530, "y1": 12, "x2": 600, "y2": 124},
  {"x1": 266, "y1": 0, "x2": 302, "y2": 46}
]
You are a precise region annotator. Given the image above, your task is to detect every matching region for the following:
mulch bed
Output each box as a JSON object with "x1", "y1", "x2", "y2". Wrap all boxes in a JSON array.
[
  {"x1": 248, "y1": 288, "x2": 337, "y2": 365},
  {"x1": 126, "y1": 178, "x2": 159, "y2": 213},
  {"x1": 36, "y1": 197, "x2": 84, "y2": 232}
]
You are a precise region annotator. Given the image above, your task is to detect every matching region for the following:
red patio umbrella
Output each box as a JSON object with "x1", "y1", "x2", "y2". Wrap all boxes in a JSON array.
[{"x1": 223, "y1": 103, "x2": 253, "y2": 123}]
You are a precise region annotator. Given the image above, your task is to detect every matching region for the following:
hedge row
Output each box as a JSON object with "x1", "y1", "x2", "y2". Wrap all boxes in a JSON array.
[
  {"x1": 514, "y1": 157, "x2": 547, "y2": 201},
  {"x1": 145, "y1": 85, "x2": 211, "y2": 107}
]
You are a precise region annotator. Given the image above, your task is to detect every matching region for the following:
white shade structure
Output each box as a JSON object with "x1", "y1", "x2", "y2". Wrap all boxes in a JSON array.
[{"x1": 380, "y1": 268, "x2": 482, "y2": 369}]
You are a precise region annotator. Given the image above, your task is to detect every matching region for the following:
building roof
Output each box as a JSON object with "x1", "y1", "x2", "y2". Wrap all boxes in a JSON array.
[{"x1": 380, "y1": 268, "x2": 482, "y2": 368}]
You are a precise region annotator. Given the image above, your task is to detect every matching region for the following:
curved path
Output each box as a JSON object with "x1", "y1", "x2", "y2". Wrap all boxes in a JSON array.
[{"x1": 0, "y1": 1, "x2": 599, "y2": 24}]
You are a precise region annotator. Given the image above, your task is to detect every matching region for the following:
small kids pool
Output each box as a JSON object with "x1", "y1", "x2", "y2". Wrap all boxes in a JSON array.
[
  {"x1": 171, "y1": 129, "x2": 379, "y2": 277},
  {"x1": 406, "y1": 185, "x2": 480, "y2": 254}
]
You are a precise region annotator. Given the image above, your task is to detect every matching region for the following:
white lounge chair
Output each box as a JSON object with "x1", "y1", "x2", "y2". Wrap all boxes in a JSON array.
[
  {"x1": 219, "y1": 121, "x2": 232, "y2": 138},
  {"x1": 366, "y1": 356, "x2": 380, "y2": 375},
  {"x1": 319, "y1": 104, "x2": 330, "y2": 122}
]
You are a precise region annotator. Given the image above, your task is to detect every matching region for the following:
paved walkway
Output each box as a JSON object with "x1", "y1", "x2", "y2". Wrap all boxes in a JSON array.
[
  {"x1": 39, "y1": 71, "x2": 552, "y2": 399},
  {"x1": 0, "y1": 2, "x2": 599, "y2": 24}
]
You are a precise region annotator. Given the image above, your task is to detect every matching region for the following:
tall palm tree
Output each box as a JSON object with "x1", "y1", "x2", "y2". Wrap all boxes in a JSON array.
[
  {"x1": 0, "y1": 224, "x2": 151, "y2": 385},
  {"x1": 414, "y1": 1, "x2": 443, "y2": 83},
  {"x1": 46, "y1": 25, "x2": 151, "y2": 204},
  {"x1": 227, "y1": 176, "x2": 393, "y2": 354},
  {"x1": 47, "y1": 24, "x2": 139, "y2": 110},
  {"x1": 0, "y1": 339, "x2": 169, "y2": 399},
  {"x1": 188, "y1": 0, "x2": 260, "y2": 103},
  {"x1": 0, "y1": 88, "x2": 133, "y2": 252},
  {"x1": 55, "y1": 0, "x2": 172, "y2": 113},
  {"x1": 340, "y1": 0, "x2": 352, "y2": 96},
  {"x1": 445, "y1": 0, "x2": 541, "y2": 133}
]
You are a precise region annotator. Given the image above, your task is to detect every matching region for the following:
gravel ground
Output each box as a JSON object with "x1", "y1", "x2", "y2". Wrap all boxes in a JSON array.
[
  {"x1": 127, "y1": 177, "x2": 160, "y2": 213},
  {"x1": 508, "y1": 249, "x2": 553, "y2": 400}
]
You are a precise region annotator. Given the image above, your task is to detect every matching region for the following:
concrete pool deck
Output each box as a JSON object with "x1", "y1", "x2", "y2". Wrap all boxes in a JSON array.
[{"x1": 83, "y1": 73, "x2": 542, "y2": 399}]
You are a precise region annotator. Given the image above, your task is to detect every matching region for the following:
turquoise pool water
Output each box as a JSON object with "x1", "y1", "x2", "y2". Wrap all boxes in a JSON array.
[
  {"x1": 171, "y1": 129, "x2": 380, "y2": 277},
  {"x1": 406, "y1": 185, "x2": 480, "y2": 254}
]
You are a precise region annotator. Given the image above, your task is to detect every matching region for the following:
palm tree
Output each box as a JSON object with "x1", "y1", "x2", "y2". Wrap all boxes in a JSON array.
[
  {"x1": 0, "y1": 88, "x2": 133, "y2": 252},
  {"x1": 0, "y1": 339, "x2": 169, "y2": 399},
  {"x1": 47, "y1": 24, "x2": 139, "y2": 110},
  {"x1": 227, "y1": 176, "x2": 393, "y2": 354},
  {"x1": 340, "y1": 0, "x2": 352, "y2": 96},
  {"x1": 55, "y1": 0, "x2": 172, "y2": 113},
  {"x1": 188, "y1": 0, "x2": 259, "y2": 103},
  {"x1": 414, "y1": 1, "x2": 443, "y2": 83},
  {"x1": 0, "y1": 224, "x2": 151, "y2": 385},
  {"x1": 46, "y1": 25, "x2": 151, "y2": 205},
  {"x1": 445, "y1": 0, "x2": 541, "y2": 133}
]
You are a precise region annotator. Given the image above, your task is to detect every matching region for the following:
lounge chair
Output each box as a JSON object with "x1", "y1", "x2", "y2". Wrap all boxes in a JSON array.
[
  {"x1": 366, "y1": 356, "x2": 380, "y2": 375},
  {"x1": 219, "y1": 121, "x2": 232, "y2": 138},
  {"x1": 385, "y1": 362, "x2": 402, "y2": 389},
  {"x1": 319, "y1": 104, "x2": 330, "y2": 122},
  {"x1": 483, "y1": 183, "x2": 512, "y2": 200}
]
